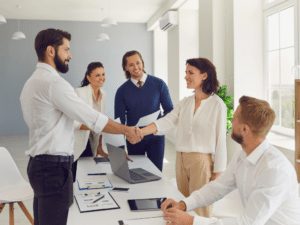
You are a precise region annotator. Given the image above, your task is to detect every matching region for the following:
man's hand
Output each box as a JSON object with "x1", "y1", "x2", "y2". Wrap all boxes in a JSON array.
[
  {"x1": 135, "y1": 127, "x2": 144, "y2": 139},
  {"x1": 210, "y1": 172, "x2": 220, "y2": 181},
  {"x1": 161, "y1": 199, "x2": 181, "y2": 211},
  {"x1": 163, "y1": 208, "x2": 194, "y2": 225},
  {"x1": 125, "y1": 126, "x2": 142, "y2": 144}
]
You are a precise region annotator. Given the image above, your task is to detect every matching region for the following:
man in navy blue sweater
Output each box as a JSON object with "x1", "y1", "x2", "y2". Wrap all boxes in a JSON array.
[{"x1": 115, "y1": 50, "x2": 173, "y2": 171}]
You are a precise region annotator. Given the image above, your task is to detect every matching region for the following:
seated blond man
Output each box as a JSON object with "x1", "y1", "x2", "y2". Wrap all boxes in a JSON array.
[{"x1": 161, "y1": 96, "x2": 300, "y2": 225}]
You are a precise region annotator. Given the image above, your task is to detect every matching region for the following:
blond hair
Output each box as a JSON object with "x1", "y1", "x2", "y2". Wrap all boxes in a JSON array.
[{"x1": 238, "y1": 96, "x2": 275, "y2": 137}]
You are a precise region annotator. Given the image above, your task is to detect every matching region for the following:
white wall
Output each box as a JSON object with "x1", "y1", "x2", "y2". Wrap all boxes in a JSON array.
[
  {"x1": 233, "y1": 0, "x2": 264, "y2": 108},
  {"x1": 153, "y1": 28, "x2": 168, "y2": 84},
  {"x1": 179, "y1": 9, "x2": 199, "y2": 100}
]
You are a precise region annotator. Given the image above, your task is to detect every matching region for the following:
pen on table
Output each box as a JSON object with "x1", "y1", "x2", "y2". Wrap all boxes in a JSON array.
[
  {"x1": 87, "y1": 185, "x2": 105, "y2": 189},
  {"x1": 88, "y1": 173, "x2": 106, "y2": 175},
  {"x1": 92, "y1": 195, "x2": 105, "y2": 203}
]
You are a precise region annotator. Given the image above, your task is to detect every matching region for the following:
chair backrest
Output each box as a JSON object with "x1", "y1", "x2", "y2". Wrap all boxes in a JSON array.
[{"x1": 0, "y1": 147, "x2": 27, "y2": 191}]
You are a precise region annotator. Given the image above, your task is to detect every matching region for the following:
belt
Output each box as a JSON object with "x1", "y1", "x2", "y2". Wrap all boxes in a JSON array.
[{"x1": 32, "y1": 154, "x2": 74, "y2": 163}]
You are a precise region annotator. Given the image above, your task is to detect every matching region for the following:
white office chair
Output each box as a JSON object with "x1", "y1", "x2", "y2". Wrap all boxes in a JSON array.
[{"x1": 0, "y1": 147, "x2": 34, "y2": 225}]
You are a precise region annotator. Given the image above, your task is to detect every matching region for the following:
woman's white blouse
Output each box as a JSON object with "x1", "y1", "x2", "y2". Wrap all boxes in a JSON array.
[{"x1": 154, "y1": 94, "x2": 227, "y2": 173}]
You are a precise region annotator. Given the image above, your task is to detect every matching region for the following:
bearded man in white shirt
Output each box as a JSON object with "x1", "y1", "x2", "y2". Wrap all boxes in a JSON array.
[
  {"x1": 20, "y1": 28, "x2": 141, "y2": 225},
  {"x1": 161, "y1": 96, "x2": 300, "y2": 225}
]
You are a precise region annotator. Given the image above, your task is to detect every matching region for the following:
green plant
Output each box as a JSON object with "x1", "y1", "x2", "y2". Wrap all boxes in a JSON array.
[{"x1": 216, "y1": 85, "x2": 234, "y2": 135}]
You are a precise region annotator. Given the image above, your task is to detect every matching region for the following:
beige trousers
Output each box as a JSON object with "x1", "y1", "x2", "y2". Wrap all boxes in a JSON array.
[{"x1": 176, "y1": 152, "x2": 213, "y2": 218}]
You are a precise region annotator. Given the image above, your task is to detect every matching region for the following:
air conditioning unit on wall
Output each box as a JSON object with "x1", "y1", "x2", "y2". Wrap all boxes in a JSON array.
[{"x1": 159, "y1": 11, "x2": 178, "y2": 31}]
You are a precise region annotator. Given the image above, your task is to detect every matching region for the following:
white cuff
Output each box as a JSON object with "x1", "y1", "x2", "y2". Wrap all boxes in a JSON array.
[
  {"x1": 183, "y1": 197, "x2": 199, "y2": 212},
  {"x1": 74, "y1": 121, "x2": 82, "y2": 131},
  {"x1": 193, "y1": 215, "x2": 213, "y2": 225},
  {"x1": 92, "y1": 113, "x2": 109, "y2": 133},
  {"x1": 154, "y1": 121, "x2": 164, "y2": 135}
]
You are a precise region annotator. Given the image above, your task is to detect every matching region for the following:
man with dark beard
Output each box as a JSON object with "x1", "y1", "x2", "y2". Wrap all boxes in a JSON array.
[
  {"x1": 160, "y1": 96, "x2": 300, "y2": 225},
  {"x1": 20, "y1": 29, "x2": 141, "y2": 225}
]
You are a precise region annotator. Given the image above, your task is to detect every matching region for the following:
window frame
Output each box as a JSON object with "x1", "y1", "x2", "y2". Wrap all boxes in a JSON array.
[
  {"x1": 263, "y1": 0, "x2": 298, "y2": 137},
  {"x1": 263, "y1": 0, "x2": 288, "y2": 10}
]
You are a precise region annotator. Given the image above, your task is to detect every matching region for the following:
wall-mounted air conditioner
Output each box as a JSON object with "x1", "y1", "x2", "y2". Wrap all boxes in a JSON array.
[{"x1": 159, "y1": 11, "x2": 178, "y2": 32}]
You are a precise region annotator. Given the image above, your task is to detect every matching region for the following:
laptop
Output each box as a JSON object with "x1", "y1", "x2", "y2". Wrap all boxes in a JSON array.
[{"x1": 106, "y1": 143, "x2": 161, "y2": 184}]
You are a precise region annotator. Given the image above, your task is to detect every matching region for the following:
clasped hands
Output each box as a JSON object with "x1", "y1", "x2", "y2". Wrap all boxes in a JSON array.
[{"x1": 126, "y1": 127, "x2": 143, "y2": 144}]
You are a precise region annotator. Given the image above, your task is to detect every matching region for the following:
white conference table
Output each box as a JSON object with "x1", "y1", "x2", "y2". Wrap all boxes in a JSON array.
[{"x1": 67, "y1": 155, "x2": 195, "y2": 225}]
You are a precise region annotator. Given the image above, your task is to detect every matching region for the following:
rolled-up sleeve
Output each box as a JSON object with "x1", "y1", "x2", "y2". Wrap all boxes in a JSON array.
[
  {"x1": 51, "y1": 79, "x2": 108, "y2": 133},
  {"x1": 154, "y1": 99, "x2": 184, "y2": 135}
]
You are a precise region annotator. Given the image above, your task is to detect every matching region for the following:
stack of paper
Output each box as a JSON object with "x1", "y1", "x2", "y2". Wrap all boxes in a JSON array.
[{"x1": 77, "y1": 175, "x2": 113, "y2": 190}]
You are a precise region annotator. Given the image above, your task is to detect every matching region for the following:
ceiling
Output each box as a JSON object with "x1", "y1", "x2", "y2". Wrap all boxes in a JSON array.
[
  {"x1": 0, "y1": 0, "x2": 198, "y2": 24},
  {"x1": 0, "y1": 0, "x2": 168, "y2": 23}
]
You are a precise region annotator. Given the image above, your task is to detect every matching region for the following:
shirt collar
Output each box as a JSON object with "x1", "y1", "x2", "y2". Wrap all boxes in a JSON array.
[
  {"x1": 246, "y1": 139, "x2": 270, "y2": 165},
  {"x1": 36, "y1": 62, "x2": 60, "y2": 77},
  {"x1": 131, "y1": 73, "x2": 147, "y2": 85}
]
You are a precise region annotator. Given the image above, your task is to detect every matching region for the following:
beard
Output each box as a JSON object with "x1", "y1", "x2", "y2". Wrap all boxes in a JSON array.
[
  {"x1": 54, "y1": 52, "x2": 69, "y2": 73},
  {"x1": 231, "y1": 129, "x2": 243, "y2": 144}
]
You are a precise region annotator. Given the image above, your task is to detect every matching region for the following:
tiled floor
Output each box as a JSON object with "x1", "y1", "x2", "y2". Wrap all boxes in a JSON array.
[{"x1": 0, "y1": 135, "x2": 177, "y2": 224}]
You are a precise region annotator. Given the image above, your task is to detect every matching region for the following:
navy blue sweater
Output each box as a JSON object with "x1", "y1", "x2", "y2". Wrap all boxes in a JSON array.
[{"x1": 115, "y1": 75, "x2": 173, "y2": 139}]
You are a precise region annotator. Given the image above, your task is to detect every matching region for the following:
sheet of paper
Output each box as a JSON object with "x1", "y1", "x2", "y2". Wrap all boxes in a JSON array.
[
  {"x1": 77, "y1": 175, "x2": 112, "y2": 190},
  {"x1": 75, "y1": 192, "x2": 119, "y2": 213},
  {"x1": 121, "y1": 217, "x2": 165, "y2": 225},
  {"x1": 135, "y1": 110, "x2": 160, "y2": 127},
  {"x1": 102, "y1": 118, "x2": 126, "y2": 147}
]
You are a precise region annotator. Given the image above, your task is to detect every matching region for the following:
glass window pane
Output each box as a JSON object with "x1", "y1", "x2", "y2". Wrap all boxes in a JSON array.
[
  {"x1": 280, "y1": 7, "x2": 294, "y2": 48},
  {"x1": 269, "y1": 89, "x2": 280, "y2": 125},
  {"x1": 280, "y1": 47, "x2": 294, "y2": 86},
  {"x1": 268, "y1": 51, "x2": 280, "y2": 87},
  {"x1": 281, "y1": 89, "x2": 295, "y2": 129},
  {"x1": 268, "y1": 13, "x2": 279, "y2": 51}
]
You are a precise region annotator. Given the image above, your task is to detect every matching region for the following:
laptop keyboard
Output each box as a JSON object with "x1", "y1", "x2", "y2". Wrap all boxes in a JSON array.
[{"x1": 130, "y1": 171, "x2": 146, "y2": 181}]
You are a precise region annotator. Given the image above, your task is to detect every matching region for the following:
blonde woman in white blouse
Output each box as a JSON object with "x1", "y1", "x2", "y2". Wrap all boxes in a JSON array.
[
  {"x1": 72, "y1": 62, "x2": 107, "y2": 182},
  {"x1": 140, "y1": 58, "x2": 227, "y2": 218}
]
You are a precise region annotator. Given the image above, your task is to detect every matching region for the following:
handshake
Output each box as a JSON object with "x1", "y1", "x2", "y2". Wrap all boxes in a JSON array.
[{"x1": 125, "y1": 127, "x2": 144, "y2": 144}]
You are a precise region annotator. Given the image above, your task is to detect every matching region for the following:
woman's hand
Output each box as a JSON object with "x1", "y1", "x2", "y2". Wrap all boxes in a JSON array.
[
  {"x1": 96, "y1": 135, "x2": 109, "y2": 158},
  {"x1": 210, "y1": 172, "x2": 220, "y2": 181}
]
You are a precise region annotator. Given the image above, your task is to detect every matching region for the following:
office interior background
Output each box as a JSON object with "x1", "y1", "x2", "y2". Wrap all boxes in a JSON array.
[{"x1": 0, "y1": 0, "x2": 298, "y2": 223}]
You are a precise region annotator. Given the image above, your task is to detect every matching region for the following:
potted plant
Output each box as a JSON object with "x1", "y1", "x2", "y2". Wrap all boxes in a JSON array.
[{"x1": 216, "y1": 85, "x2": 234, "y2": 135}]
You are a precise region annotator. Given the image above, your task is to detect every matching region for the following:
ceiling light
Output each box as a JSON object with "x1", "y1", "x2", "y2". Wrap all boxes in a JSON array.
[
  {"x1": 97, "y1": 33, "x2": 109, "y2": 41},
  {"x1": 12, "y1": 5, "x2": 26, "y2": 40},
  {"x1": 12, "y1": 31, "x2": 26, "y2": 39},
  {"x1": 101, "y1": 17, "x2": 117, "y2": 27},
  {"x1": 0, "y1": 14, "x2": 6, "y2": 24},
  {"x1": 101, "y1": 1, "x2": 117, "y2": 27}
]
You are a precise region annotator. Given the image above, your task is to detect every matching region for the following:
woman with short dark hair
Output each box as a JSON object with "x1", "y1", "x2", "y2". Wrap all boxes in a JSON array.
[{"x1": 140, "y1": 58, "x2": 227, "y2": 218}]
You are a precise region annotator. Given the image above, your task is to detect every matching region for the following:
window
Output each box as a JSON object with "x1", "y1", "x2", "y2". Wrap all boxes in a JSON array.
[{"x1": 264, "y1": 0, "x2": 297, "y2": 136}]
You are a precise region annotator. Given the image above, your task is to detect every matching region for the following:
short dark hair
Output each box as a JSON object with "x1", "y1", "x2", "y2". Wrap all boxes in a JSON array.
[
  {"x1": 80, "y1": 62, "x2": 104, "y2": 87},
  {"x1": 238, "y1": 96, "x2": 275, "y2": 137},
  {"x1": 122, "y1": 50, "x2": 146, "y2": 79},
  {"x1": 186, "y1": 58, "x2": 219, "y2": 94},
  {"x1": 35, "y1": 28, "x2": 71, "y2": 61}
]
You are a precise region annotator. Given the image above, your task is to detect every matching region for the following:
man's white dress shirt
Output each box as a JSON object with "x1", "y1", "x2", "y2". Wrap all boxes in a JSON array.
[
  {"x1": 183, "y1": 139, "x2": 300, "y2": 225},
  {"x1": 154, "y1": 94, "x2": 227, "y2": 173},
  {"x1": 130, "y1": 73, "x2": 147, "y2": 87},
  {"x1": 20, "y1": 63, "x2": 109, "y2": 157}
]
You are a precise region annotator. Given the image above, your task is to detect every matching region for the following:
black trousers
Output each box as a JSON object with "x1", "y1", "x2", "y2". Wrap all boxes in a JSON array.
[
  {"x1": 72, "y1": 140, "x2": 93, "y2": 182},
  {"x1": 27, "y1": 156, "x2": 73, "y2": 225},
  {"x1": 126, "y1": 135, "x2": 165, "y2": 171}
]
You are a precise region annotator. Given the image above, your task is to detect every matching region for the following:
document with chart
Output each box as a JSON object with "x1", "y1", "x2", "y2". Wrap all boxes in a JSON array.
[{"x1": 75, "y1": 192, "x2": 120, "y2": 213}]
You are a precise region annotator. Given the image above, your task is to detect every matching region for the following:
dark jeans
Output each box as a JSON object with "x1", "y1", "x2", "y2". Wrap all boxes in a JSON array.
[
  {"x1": 27, "y1": 155, "x2": 73, "y2": 225},
  {"x1": 126, "y1": 135, "x2": 165, "y2": 171},
  {"x1": 72, "y1": 140, "x2": 93, "y2": 182}
]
